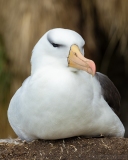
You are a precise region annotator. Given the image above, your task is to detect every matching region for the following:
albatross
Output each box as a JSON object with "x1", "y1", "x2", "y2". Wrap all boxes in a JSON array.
[{"x1": 8, "y1": 28, "x2": 125, "y2": 141}]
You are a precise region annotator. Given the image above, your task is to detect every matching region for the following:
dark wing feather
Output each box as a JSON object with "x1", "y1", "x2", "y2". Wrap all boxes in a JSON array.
[{"x1": 95, "y1": 72, "x2": 121, "y2": 115}]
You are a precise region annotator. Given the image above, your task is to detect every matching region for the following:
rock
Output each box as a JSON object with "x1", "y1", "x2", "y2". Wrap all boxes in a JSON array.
[{"x1": 0, "y1": 137, "x2": 128, "y2": 160}]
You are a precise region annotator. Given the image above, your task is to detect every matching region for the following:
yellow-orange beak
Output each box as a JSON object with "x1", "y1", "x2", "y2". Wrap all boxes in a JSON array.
[{"x1": 67, "y1": 45, "x2": 96, "y2": 76}]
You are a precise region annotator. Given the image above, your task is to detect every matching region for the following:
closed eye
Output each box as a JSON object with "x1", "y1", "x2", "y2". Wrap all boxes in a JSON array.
[
  {"x1": 47, "y1": 34, "x2": 62, "y2": 48},
  {"x1": 51, "y1": 43, "x2": 60, "y2": 47}
]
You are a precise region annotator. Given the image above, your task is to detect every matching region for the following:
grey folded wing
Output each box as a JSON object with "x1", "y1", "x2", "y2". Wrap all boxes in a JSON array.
[{"x1": 95, "y1": 72, "x2": 121, "y2": 115}]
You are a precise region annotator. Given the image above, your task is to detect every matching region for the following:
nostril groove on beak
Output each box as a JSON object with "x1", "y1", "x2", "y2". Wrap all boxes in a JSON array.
[{"x1": 73, "y1": 52, "x2": 77, "y2": 57}]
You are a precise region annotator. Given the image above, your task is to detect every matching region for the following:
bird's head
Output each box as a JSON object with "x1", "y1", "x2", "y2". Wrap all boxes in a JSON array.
[{"x1": 31, "y1": 28, "x2": 96, "y2": 76}]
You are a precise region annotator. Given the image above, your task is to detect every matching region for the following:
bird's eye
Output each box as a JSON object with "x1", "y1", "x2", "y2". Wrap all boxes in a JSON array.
[{"x1": 52, "y1": 43, "x2": 60, "y2": 47}]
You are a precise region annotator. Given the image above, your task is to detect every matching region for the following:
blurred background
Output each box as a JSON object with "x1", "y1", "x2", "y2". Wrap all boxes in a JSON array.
[{"x1": 0, "y1": 0, "x2": 128, "y2": 139}]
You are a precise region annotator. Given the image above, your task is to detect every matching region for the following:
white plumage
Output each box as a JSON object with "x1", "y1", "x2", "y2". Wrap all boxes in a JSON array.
[{"x1": 8, "y1": 28, "x2": 125, "y2": 141}]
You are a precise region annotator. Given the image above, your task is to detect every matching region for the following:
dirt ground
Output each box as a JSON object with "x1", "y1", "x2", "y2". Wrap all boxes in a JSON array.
[{"x1": 0, "y1": 137, "x2": 128, "y2": 160}]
